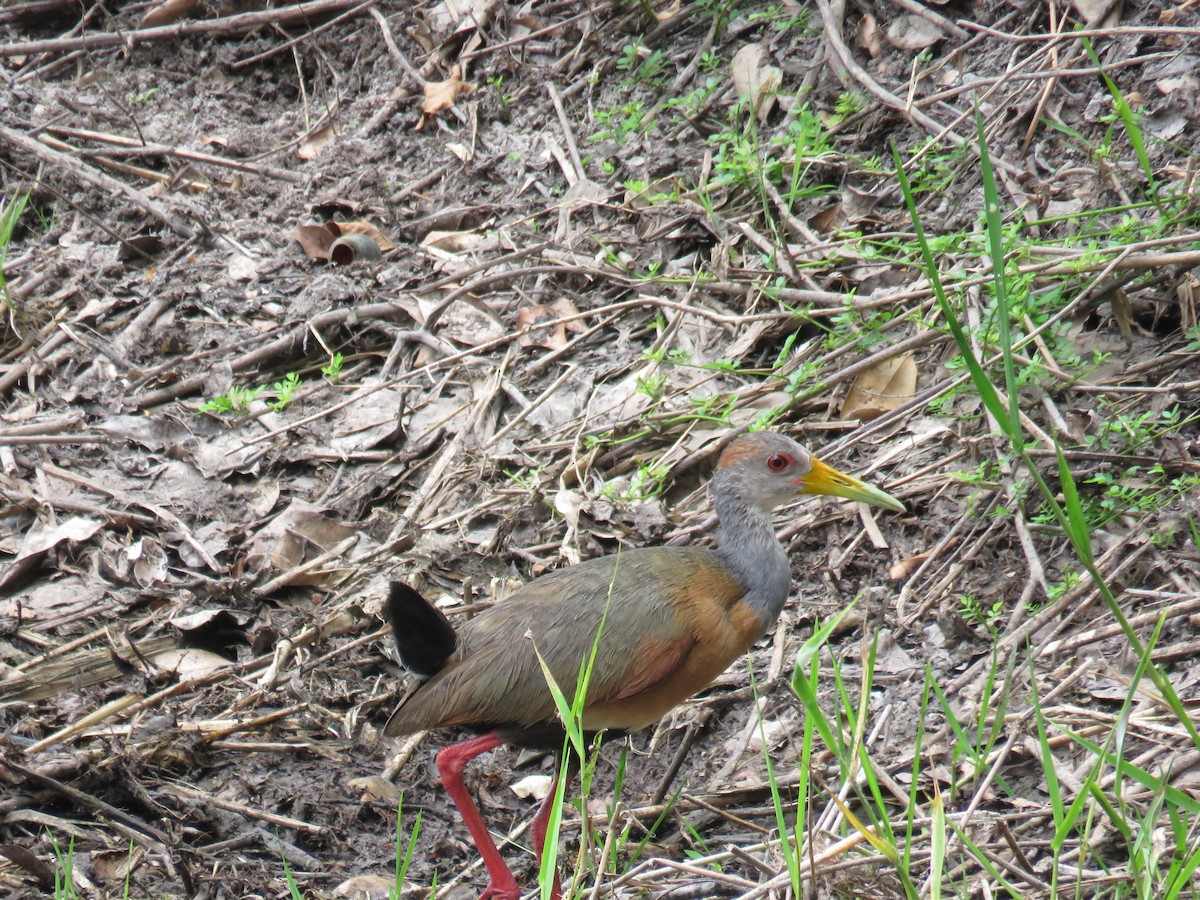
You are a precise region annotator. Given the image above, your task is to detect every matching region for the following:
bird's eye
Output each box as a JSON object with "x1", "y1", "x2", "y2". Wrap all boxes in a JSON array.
[{"x1": 766, "y1": 453, "x2": 792, "y2": 472}]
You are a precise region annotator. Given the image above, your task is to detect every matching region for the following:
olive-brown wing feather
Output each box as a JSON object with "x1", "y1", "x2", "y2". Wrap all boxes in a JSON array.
[{"x1": 383, "y1": 547, "x2": 758, "y2": 739}]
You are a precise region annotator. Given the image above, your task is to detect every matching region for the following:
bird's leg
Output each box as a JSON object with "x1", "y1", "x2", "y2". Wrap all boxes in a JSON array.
[
  {"x1": 530, "y1": 751, "x2": 579, "y2": 900},
  {"x1": 436, "y1": 733, "x2": 521, "y2": 900}
]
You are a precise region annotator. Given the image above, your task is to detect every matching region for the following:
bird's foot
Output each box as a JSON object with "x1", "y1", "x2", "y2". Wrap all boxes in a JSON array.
[{"x1": 479, "y1": 881, "x2": 521, "y2": 900}]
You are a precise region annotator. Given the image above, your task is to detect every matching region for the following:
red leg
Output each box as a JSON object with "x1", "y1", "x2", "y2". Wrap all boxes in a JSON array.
[
  {"x1": 530, "y1": 767, "x2": 576, "y2": 900},
  {"x1": 437, "y1": 733, "x2": 521, "y2": 900}
]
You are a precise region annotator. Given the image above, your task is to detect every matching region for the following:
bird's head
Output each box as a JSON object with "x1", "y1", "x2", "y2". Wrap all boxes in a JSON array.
[{"x1": 712, "y1": 431, "x2": 904, "y2": 514}]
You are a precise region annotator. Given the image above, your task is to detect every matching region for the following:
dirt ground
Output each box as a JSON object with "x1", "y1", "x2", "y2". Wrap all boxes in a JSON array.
[{"x1": 1, "y1": 1, "x2": 1199, "y2": 898}]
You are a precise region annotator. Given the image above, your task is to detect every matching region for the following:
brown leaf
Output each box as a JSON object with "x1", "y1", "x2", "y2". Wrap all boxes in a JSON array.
[
  {"x1": 420, "y1": 65, "x2": 476, "y2": 118},
  {"x1": 552, "y1": 297, "x2": 585, "y2": 333},
  {"x1": 840, "y1": 352, "x2": 918, "y2": 421},
  {"x1": 1072, "y1": 0, "x2": 1123, "y2": 27},
  {"x1": 653, "y1": 0, "x2": 682, "y2": 21},
  {"x1": 292, "y1": 224, "x2": 336, "y2": 261},
  {"x1": 1110, "y1": 287, "x2": 1134, "y2": 343},
  {"x1": 328, "y1": 219, "x2": 397, "y2": 252},
  {"x1": 297, "y1": 121, "x2": 340, "y2": 160},
  {"x1": 139, "y1": 0, "x2": 199, "y2": 28},
  {"x1": 886, "y1": 15, "x2": 944, "y2": 51},
  {"x1": 856, "y1": 12, "x2": 884, "y2": 58},
  {"x1": 889, "y1": 552, "x2": 931, "y2": 581},
  {"x1": 420, "y1": 229, "x2": 484, "y2": 252},
  {"x1": 731, "y1": 44, "x2": 782, "y2": 123},
  {"x1": 516, "y1": 305, "x2": 568, "y2": 350}
]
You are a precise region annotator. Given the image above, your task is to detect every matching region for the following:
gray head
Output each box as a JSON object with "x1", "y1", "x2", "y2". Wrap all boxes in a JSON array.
[{"x1": 709, "y1": 432, "x2": 904, "y2": 513}]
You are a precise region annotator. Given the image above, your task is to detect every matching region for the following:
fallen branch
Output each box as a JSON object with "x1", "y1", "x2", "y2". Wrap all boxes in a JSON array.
[{"x1": 0, "y1": 0, "x2": 373, "y2": 58}]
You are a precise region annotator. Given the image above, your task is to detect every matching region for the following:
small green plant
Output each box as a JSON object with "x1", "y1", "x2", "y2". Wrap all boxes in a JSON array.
[
  {"x1": 199, "y1": 384, "x2": 265, "y2": 415},
  {"x1": 748, "y1": 1, "x2": 810, "y2": 31},
  {"x1": 590, "y1": 101, "x2": 649, "y2": 143},
  {"x1": 634, "y1": 370, "x2": 668, "y2": 403},
  {"x1": 486, "y1": 74, "x2": 514, "y2": 106},
  {"x1": 616, "y1": 39, "x2": 666, "y2": 86},
  {"x1": 321, "y1": 351, "x2": 344, "y2": 382},
  {"x1": 390, "y1": 797, "x2": 424, "y2": 900},
  {"x1": 269, "y1": 372, "x2": 300, "y2": 411},
  {"x1": 129, "y1": 86, "x2": 159, "y2": 104},
  {"x1": 600, "y1": 462, "x2": 669, "y2": 501},
  {"x1": 832, "y1": 90, "x2": 867, "y2": 122},
  {"x1": 48, "y1": 831, "x2": 78, "y2": 899},
  {"x1": 959, "y1": 594, "x2": 1004, "y2": 635},
  {"x1": 200, "y1": 372, "x2": 301, "y2": 415},
  {"x1": 0, "y1": 191, "x2": 29, "y2": 322}
]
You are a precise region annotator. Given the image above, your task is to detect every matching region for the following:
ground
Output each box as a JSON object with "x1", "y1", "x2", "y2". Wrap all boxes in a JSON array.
[{"x1": 1, "y1": 1, "x2": 1200, "y2": 898}]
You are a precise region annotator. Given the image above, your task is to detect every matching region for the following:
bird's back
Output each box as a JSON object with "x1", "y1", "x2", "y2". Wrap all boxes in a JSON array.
[{"x1": 383, "y1": 545, "x2": 761, "y2": 744}]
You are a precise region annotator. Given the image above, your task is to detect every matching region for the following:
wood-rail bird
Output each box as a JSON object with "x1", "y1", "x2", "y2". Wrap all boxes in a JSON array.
[{"x1": 383, "y1": 431, "x2": 903, "y2": 900}]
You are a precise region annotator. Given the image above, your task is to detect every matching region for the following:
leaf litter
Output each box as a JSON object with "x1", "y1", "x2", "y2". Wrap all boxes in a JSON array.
[{"x1": 0, "y1": 1, "x2": 1199, "y2": 898}]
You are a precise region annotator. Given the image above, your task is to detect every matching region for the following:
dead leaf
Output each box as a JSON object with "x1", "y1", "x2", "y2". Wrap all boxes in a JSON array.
[
  {"x1": 333, "y1": 874, "x2": 410, "y2": 898},
  {"x1": 511, "y1": 774, "x2": 553, "y2": 800},
  {"x1": 1071, "y1": 0, "x2": 1123, "y2": 27},
  {"x1": 421, "y1": 229, "x2": 485, "y2": 252},
  {"x1": 418, "y1": 65, "x2": 476, "y2": 128},
  {"x1": 840, "y1": 352, "x2": 918, "y2": 420},
  {"x1": 243, "y1": 501, "x2": 357, "y2": 584},
  {"x1": 856, "y1": 12, "x2": 884, "y2": 58},
  {"x1": 889, "y1": 552, "x2": 932, "y2": 580},
  {"x1": 516, "y1": 305, "x2": 569, "y2": 350},
  {"x1": 654, "y1": 0, "x2": 682, "y2": 21},
  {"x1": 293, "y1": 224, "x2": 336, "y2": 261},
  {"x1": 127, "y1": 536, "x2": 168, "y2": 586},
  {"x1": 151, "y1": 648, "x2": 234, "y2": 678},
  {"x1": 227, "y1": 252, "x2": 258, "y2": 281},
  {"x1": 348, "y1": 776, "x2": 400, "y2": 803},
  {"x1": 117, "y1": 233, "x2": 165, "y2": 262},
  {"x1": 139, "y1": 0, "x2": 199, "y2": 28},
  {"x1": 0, "y1": 516, "x2": 103, "y2": 592},
  {"x1": 886, "y1": 15, "x2": 945, "y2": 51},
  {"x1": 1110, "y1": 288, "x2": 1134, "y2": 343},
  {"x1": 731, "y1": 44, "x2": 782, "y2": 123},
  {"x1": 298, "y1": 121, "x2": 340, "y2": 160},
  {"x1": 328, "y1": 220, "x2": 397, "y2": 252},
  {"x1": 330, "y1": 384, "x2": 404, "y2": 453}
]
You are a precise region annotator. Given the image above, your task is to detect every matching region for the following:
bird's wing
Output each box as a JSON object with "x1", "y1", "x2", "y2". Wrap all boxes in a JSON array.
[{"x1": 383, "y1": 548, "x2": 757, "y2": 737}]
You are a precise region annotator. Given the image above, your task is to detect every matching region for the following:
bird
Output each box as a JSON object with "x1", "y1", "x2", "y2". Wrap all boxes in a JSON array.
[{"x1": 382, "y1": 430, "x2": 903, "y2": 900}]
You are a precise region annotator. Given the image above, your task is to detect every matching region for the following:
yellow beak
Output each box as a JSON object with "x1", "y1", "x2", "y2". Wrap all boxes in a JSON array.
[{"x1": 799, "y1": 457, "x2": 905, "y2": 512}]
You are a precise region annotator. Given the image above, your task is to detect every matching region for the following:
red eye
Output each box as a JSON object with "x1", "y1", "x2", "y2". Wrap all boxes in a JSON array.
[{"x1": 766, "y1": 453, "x2": 792, "y2": 472}]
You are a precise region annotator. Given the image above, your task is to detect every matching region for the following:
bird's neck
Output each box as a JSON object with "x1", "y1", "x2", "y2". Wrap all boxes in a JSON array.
[{"x1": 713, "y1": 490, "x2": 791, "y2": 634}]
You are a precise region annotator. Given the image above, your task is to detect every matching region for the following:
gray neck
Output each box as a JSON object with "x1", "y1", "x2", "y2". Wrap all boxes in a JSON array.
[{"x1": 712, "y1": 479, "x2": 791, "y2": 634}]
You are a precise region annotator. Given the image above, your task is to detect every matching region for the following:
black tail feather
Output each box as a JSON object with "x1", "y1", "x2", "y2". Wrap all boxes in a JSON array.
[{"x1": 386, "y1": 581, "x2": 458, "y2": 678}]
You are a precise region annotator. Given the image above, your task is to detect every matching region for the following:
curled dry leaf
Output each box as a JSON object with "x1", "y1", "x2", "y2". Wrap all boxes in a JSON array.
[
  {"x1": 886, "y1": 15, "x2": 945, "y2": 51},
  {"x1": 857, "y1": 12, "x2": 884, "y2": 58},
  {"x1": 0, "y1": 516, "x2": 103, "y2": 593},
  {"x1": 139, "y1": 0, "x2": 199, "y2": 28},
  {"x1": 889, "y1": 551, "x2": 932, "y2": 581},
  {"x1": 421, "y1": 229, "x2": 485, "y2": 252},
  {"x1": 294, "y1": 220, "x2": 395, "y2": 262},
  {"x1": 840, "y1": 351, "x2": 918, "y2": 420},
  {"x1": 243, "y1": 500, "x2": 357, "y2": 585},
  {"x1": 298, "y1": 121, "x2": 340, "y2": 160},
  {"x1": 328, "y1": 220, "x2": 397, "y2": 252},
  {"x1": 510, "y1": 774, "x2": 553, "y2": 800},
  {"x1": 150, "y1": 648, "x2": 234, "y2": 679},
  {"x1": 293, "y1": 226, "x2": 334, "y2": 261},
  {"x1": 516, "y1": 300, "x2": 580, "y2": 352},
  {"x1": 731, "y1": 44, "x2": 782, "y2": 123},
  {"x1": 1072, "y1": 0, "x2": 1123, "y2": 27},
  {"x1": 653, "y1": 0, "x2": 682, "y2": 21},
  {"x1": 418, "y1": 64, "x2": 476, "y2": 129}
]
